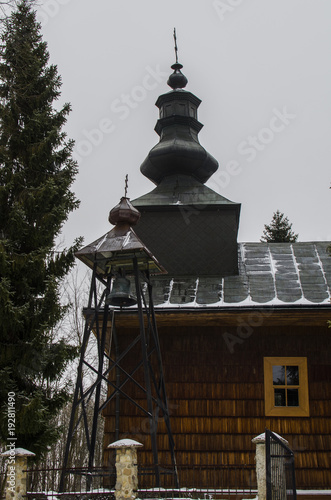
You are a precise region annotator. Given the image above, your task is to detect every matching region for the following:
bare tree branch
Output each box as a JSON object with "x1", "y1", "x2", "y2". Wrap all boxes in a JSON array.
[{"x1": 0, "y1": 1, "x2": 38, "y2": 22}]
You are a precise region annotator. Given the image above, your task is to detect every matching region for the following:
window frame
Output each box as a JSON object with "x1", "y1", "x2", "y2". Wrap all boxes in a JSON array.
[{"x1": 264, "y1": 357, "x2": 309, "y2": 417}]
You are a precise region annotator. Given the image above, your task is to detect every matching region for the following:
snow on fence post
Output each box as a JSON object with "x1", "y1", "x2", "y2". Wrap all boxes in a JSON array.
[
  {"x1": 252, "y1": 432, "x2": 288, "y2": 500},
  {"x1": 1, "y1": 448, "x2": 35, "y2": 500},
  {"x1": 108, "y1": 439, "x2": 143, "y2": 500}
]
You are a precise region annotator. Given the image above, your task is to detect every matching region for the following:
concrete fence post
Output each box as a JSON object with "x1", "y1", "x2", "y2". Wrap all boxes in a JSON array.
[
  {"x1": 1, "y1": 448, "x2": 35, "y2": 500},
  {"x1": 108, "y1": 439, "x2": 143, "y2": 500},
  {"x1": 252, "y1": 432, "x2": 289, "y2": 500}
]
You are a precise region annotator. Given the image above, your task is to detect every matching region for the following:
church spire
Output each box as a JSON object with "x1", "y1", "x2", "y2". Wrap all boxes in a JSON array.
[{"x1": 139, "y1": 32, "x2": 218, "y2": 186}]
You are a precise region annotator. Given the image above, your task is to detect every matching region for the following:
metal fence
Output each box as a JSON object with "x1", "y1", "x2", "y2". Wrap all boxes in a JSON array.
[
  {"x1": 25, "y1": 465, "x2": 116, "y2": 499},
  {"x1": 138, "y1": 463, "x2": 256, "y2": 499},
  {"x1": 24, "y1": 462, "x2": 256, "y2": 499},
  {"x1": 265, "y1": 429, "x2": 296, "y2": 500}
]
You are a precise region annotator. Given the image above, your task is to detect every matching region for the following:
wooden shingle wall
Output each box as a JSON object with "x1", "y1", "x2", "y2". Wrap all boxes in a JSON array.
[{"x1": 103, "y1": 321, "x2": 331, "y2": 490}]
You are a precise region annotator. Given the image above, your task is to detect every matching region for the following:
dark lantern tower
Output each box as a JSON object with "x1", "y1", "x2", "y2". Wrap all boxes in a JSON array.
[{"x1": 132, "y1": 54, "x2": 241, "y2": 277}]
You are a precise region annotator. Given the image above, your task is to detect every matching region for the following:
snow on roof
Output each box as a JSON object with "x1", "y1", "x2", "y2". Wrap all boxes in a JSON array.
[
  {"x1": 149, "y1": 242, "x2": 331, "y2": 308},
  {"x1": 252, "y1": 432, "x2": 288, "y2": 444}
]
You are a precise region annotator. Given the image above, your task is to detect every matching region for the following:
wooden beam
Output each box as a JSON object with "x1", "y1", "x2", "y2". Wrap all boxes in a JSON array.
[{"x1": 101, "y1": 307, "x2": 331, "y2": 329}]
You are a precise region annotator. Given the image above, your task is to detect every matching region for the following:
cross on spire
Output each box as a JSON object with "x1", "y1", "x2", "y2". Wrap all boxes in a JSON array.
[
  {"x1": 124, "y1": 174, "x2": 128, "y2": 197},
  {"x1": 167, "y1": 28, "x2": 188, "y2": 90},
  {"x1": 173, "y1": 28, "x2": 178, "y2": 64}
]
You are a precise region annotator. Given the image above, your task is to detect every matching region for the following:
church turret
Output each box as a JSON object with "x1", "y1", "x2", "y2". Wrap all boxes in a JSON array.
[
  {"x1": 133, "y1": 35, "x2": 241, "y2": 277},
  {"x1": 140, "y1": 60, "x2": 218, "y2": 185}
]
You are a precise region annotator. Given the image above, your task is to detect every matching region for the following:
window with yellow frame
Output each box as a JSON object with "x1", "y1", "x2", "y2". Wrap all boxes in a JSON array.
[{"x1": 264, "y1": 357, "x2": 309, "y2": 417}]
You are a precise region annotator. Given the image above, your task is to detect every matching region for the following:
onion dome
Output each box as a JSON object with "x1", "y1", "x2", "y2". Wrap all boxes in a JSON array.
[{"x1": 108, "y1": 197, "x2": 141, "y2": 226}]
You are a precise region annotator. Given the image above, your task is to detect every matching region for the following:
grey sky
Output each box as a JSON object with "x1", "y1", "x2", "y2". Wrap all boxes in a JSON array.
[{"x1": 36, "y1": 0, "x2": 331, "y2": 247}]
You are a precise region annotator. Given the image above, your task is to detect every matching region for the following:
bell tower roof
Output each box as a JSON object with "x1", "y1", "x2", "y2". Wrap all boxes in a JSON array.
[{"x1": 76, "y1": 187, "x2": 166, "y2": 278}]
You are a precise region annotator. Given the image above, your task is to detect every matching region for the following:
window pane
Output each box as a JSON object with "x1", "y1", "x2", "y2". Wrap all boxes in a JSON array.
[
  {"x1": 286, "y1": 366, "x2": 299, "y2": 385},
  {"x1": 273, "y1": 366, "x2": 285, "y2": 385},
  {"x1": 287, "y1": 389, "x2": 299, "y2": 406},
  {"x1": 274, "y1": 388, "x2": 286, "y2": 406}
]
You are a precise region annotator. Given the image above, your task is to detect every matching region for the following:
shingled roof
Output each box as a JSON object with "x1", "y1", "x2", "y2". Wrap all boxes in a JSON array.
[{"x1": 149, "y1": 242, "x2": 331, "y2": 308}]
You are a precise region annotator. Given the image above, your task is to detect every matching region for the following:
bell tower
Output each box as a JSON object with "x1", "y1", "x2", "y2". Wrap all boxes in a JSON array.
[
  {"x1": 132, "y1": 41, "x2": 241, "y2": 277},
  {"x1": 60, "y1": 190, "x2": 178, "y2": 491}
]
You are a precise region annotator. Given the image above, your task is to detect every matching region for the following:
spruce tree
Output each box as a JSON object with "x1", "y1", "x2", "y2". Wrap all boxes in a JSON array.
[
  {"x1": 0, "y1": 0, "x2": 81, "y2": 457},
  {"x1": 261, "y1": 210, "x2": 298, "y2": 243}
]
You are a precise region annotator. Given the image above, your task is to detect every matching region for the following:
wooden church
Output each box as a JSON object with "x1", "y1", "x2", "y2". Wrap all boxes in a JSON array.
[{"x1": 84, "y1": 56, "x2": 331, "y2": 492}]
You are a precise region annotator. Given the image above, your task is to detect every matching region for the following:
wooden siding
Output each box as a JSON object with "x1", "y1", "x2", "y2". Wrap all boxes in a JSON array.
[
  {"x1": 103, "y1": 318, "x2": 331, "y2": 490},
  {"x1": 106, "y1": 308, "x2": 331, "y2": 328}
]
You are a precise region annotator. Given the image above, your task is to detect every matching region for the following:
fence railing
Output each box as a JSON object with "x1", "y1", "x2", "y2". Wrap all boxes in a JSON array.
[
  {"x1": 24, "y1": 462, "x2": 256, "y2": 499},
  {"x1": 138, "y1": 463, "x2": 256, "y2": 499},
  {"x1": 26, "y1": 465, "x2": 116, "y2": 499}
]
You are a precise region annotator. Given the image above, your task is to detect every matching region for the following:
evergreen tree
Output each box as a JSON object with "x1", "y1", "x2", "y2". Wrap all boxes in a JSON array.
[
  {"x1": 261, "y1": 210, "x2": 298, "y2": 243},
  {"x1": 0, "y1": 1, "x2": 82, "y2": 457}
]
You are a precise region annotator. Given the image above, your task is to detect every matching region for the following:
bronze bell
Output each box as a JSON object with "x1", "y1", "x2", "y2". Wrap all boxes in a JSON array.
[{"x1": 106, "y1": 276, "x2": 137, "y2": 307}]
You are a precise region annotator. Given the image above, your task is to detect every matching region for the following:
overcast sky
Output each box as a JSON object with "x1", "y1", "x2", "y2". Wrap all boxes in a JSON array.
[{"x1": 35, "y1": 0, "x2": 331, "y2": 247}]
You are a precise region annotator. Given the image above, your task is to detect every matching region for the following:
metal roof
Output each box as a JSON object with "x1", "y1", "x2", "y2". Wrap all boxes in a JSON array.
[
  {"x1": 150, "y1": 242, "x2": 331, "y2": 308},
  {"x1": 132, "y1": 174, "x2": 239, "y2": 207},
  {"x1": 75, "y1": 225, "x2": 166, "y2": 277}
]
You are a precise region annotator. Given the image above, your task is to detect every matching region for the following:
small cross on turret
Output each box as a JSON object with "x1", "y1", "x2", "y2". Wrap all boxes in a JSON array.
[
  {"x1": 173, "y1": 27, "x2": 179, "y2": 64},
  {"x1": 124, "y1": 173, "x2": 128, "y2": 198}
]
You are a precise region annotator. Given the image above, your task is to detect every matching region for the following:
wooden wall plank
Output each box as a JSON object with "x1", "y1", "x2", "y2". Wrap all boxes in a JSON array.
[{"x1": 103, "y1": 320, "x2": 331, "y2": 490}]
